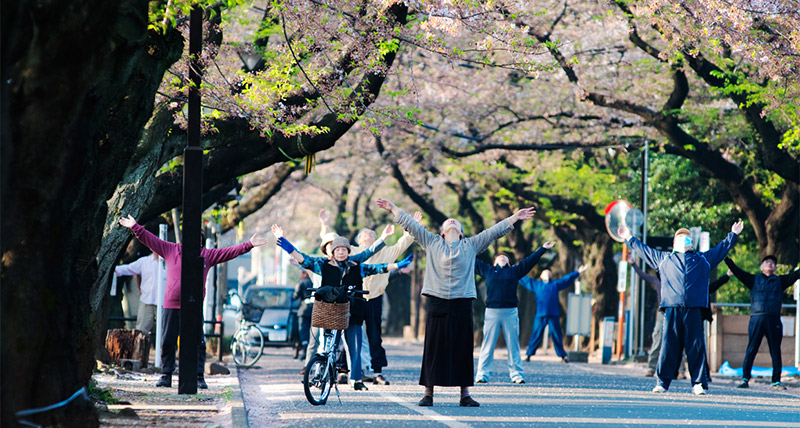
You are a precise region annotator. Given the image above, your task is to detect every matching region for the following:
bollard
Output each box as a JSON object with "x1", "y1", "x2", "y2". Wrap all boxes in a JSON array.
[{"x1": 600, "y1": 316, "x2": 616, "y2": 364}]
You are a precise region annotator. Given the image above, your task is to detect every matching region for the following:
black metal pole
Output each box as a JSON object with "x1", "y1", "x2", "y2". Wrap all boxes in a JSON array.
[{"x1": 179, "y1": 5, "x2": 204, "y2": 395}]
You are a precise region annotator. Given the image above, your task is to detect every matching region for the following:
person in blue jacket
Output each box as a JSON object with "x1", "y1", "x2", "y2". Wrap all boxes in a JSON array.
[
  {"x1": 724, "y1": 255, "x2": 800, "y2": 390},
  {"x1": 619, "y1": 221, "x2": 743, "y2": 395},
  {"x1": 474, "y1": 241, "x2": 555, "y2": 384},
  {"x1": 520, "y1": 264, "x2": 588, "y2": 363}
]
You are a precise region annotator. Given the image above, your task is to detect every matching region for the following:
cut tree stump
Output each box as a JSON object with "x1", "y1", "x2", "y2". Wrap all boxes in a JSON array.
[{"x1": 106, "y1": 329, "x2": 150, "y2": 369}]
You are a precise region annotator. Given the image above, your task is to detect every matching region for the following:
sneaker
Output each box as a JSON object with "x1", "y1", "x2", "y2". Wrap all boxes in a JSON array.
[
  {"x1": 353, "y1": 381, "x2": 369, "y2": 391},
  {"x1": 692, "y1": 384, "x2": 707, "y2": 395},
  {"x1": 418, "y1": 395, "x2": 433, "y2": 407},
  {"x1": 652, "y1": 385, "x2": 667, "y2": 393},
  {"x1": 361, "y1": 374, "x2": 376, "y2": 383},
  {"x1": 337, "y1": 373, "x2": 348, "y2": 384},
  {"x1": 513, "y1": 379, "x2": 525, "y2": 384},
  {"x1": 736, "y1": 380, "x2": 749, "y2": 389},
  {"x1": 644, "y1": 368, "x2": 655, "y2": 377},
  {"x1": 156, "y1": 374, "x2": 172, "y2": 388},
  {"x1": 373, "y1": 374, "x2": 390, "y2": 385},
  {"x1": 459, "y1": 396, "x2": 480, "y2": 407},
  {"x1": 561, "y1": 357, "x2": 569, "y2": 364},
  {"x1": 197, "y1": 375, "x2": 208, "y2": 390},
  {"x1": 475, "y1": 378, "x2": 488, "y2": 384},
  {"x1": 772, "y1": 382, "x2": 786, "y2": 390}
]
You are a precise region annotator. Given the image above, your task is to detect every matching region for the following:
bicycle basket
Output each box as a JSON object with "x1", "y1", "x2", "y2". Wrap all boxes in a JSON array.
[
  {"x1": 240, "y1": 303, "x2": 264, "y2": 323},
  {"x1": 311, "y1": 301, "x2": 350, "y2": 330}
]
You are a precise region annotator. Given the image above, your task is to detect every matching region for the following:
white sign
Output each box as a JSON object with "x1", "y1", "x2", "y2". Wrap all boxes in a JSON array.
[
  {"x1": 617, "y1": 260, "x2": 628, "y2": 292},
  {"x1": 699, "y1": 231, "x2": 710, "y2": 252}
]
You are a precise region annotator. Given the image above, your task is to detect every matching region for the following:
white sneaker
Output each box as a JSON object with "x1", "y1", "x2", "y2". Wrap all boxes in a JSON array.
[
  {"x1": 692, "y1": 384, "x2": 707, "y2": 395},
  {"x1": 652, "y1": 385, "x2": 667, "y2": 393}
]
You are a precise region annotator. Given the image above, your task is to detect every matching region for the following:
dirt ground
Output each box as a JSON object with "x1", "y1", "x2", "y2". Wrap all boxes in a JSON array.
[{"x1": 92, "y1": 359, "x2": 241, "y2": 428}]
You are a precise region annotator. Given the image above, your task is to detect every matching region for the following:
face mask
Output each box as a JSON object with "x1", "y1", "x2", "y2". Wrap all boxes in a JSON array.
[{"x1": 674, "y1": 235, "x2": 692, "y2": 252}]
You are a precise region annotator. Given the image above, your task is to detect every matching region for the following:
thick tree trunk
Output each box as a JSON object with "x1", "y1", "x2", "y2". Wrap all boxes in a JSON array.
[{"x1": 1, "y1": 1, "x2": 183, "y2": 426}]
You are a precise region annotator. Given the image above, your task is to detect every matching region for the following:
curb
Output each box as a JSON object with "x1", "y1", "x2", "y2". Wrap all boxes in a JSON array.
[{"x1": 229, "y1": 365, "x2": 249, "y2": 428}]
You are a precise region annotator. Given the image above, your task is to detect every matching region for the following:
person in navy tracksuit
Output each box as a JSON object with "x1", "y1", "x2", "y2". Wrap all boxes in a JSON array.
[
  {"x1": 474, "y1": 241, "x2": 554, "y2": 383},
  {"x1": 520, "y1": 265, "x2": 588, "y2": 363},
  {"x1": 724, "y1": 255, "x2": 800, "y2": 390},
  {"x1": 619, "y1": 221, "x2": 743, "y2": 395}
]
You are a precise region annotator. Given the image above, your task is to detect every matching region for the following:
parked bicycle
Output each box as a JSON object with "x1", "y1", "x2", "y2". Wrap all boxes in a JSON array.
[
  {"x1": 302, "y1": 286, "x2": 367, "y2": 405},
  {"x1": 231, "y1": 301, "x2": 267, "y2": 367}
]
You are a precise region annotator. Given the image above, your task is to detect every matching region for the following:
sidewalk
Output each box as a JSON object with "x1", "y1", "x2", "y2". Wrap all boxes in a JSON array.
[{"x1": 93, "y1": 356, "x2": 247, "y2": 427}]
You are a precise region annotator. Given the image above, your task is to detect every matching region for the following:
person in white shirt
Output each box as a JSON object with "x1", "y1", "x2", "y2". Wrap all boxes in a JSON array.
[{"x1": 114, "y1": 252, "x2": 165, "y2": 334}]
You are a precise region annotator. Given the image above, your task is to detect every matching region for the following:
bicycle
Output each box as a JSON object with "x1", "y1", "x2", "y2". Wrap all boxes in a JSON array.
[
  {"x1": 230, "y1": 301, "x2": 266, "y2": 367},
  {"x1": 302, "y1": 286, "x2": 367, "y2": 405}
]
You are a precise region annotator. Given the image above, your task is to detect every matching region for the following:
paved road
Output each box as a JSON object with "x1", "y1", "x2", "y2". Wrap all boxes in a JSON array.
[{"x1": 239, "y1": 338, "x2": 800, "y2": 427}]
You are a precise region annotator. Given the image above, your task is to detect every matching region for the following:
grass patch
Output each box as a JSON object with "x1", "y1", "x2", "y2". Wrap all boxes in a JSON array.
[{"x1": 88, "y1": 379, "x2": 120, "y2": 404}]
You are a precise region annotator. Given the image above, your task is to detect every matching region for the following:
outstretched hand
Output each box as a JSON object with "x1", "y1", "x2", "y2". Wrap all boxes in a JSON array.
[
  {"x1": 731, "y1": 220, "x2": 744, "y2": 235},
  {"x1": 249, "y1": 233, "x2": 268, "y2": 247},
  {"x1": 626, "y1": 254, "x2": 635, "y2": 264},
  {"x1": 511, "y1": 207, "x2": 536, "y2": 223},
  {"x1": 617, "y1": 227, "x2": 632, "y2": 241},
  {"x1": 376, "y1": 198, "x2": 396, "y2": 212},
  {"x1": 396, "y1": 253, "x2": 414, "y2": 269},
  {"x1": 318, "y1": 209, "x2": 330, "y2": 225},
  {"x1": 413, "y1": 211, "x2": 423, "y2": 223},
  {"x1": 119, "y1": 215, "x2": 136, "y2": 229},
  {"x1": 271, "y1": 224, "x2": 284, "y2": 239},
  {"x1": 380, "y1": 224, "x2": 395, "y2": 240},
  {"x1": 578, "y1": 264, "x2": 588, "y2": 273},
  {"x1": 543, "y1": 241, "x2": 555, "y2": 249}
]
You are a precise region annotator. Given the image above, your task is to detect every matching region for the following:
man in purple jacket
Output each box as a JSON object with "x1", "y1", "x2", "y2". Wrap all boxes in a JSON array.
[{"x1": 119, "y1": 215, "x2": 268, "y2": 388}]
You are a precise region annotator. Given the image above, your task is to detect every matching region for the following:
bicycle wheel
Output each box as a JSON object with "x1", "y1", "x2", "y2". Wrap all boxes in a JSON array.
[
  {"x1": 231, "y1": 325, "x2": 264, "y2": 367},
  {"x1": 303, "y1": 354, "x2": 332, "y2": 405}
]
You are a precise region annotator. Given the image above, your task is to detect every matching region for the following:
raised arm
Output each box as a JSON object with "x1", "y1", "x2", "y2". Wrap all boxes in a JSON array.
[
  {"x1": 702, "y1": 222, "x2": 742, "y2": 266},
  {"x1": 118, "y1": 215, "x2": 174, "y2": 257},
  {"x1": 361, "y1": 254, "x2": 414, "y2": 279},
  {"x1": 780, "y1": 268, "x2": 800, "y2": 291},
  {"x1": 709, "y1": 270, "x2": 732, "y2": 294},
  {"x1": 724, "y1": 257, "x2": 755, "y2": 289},
  {"x1": 626, "y1": 254, "x2": 660, "y2": 290},
  {"x1": 474, "y1": 258, "x2": 491, "y2": 278},
  {"x1": 318, "y1": 209, "x2": 332, "y2": 238},
  {"x1": 272, "y1": 224, "x2": 305, "y2": 264},
  {"x1": 377, "y1": 198, "x2": 438, "y2": 249},
  {"x1": 467, "y1": 207, "x2": 536, "y2": 254},
  {"x1": 511, "y1": 241, "x2": 553, "y2": 279},
  {"x1": 554, "y1": 269, "x2": 583, "y2": 292},
  {"x1": 619, "y1": 227, "x2": 667, "y2": 271}
]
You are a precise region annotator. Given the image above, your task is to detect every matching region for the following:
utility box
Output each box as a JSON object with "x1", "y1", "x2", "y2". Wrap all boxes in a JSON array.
[{"x1": 600, "y1": 317, "x2": 616, "y2": 364}]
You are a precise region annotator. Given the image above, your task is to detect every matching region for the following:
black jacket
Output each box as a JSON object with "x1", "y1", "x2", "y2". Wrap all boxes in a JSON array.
[
  {"x1": 725, "y1": 258, "x2": 800, "y2": 316},
  {"x1": 320, "y1": 260, "x2": 365, "y2": 326}
]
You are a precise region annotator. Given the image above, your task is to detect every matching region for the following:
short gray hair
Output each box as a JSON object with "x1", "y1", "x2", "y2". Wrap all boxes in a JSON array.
[{"x1": 356, "y1": 228, "x2": 376, "y2": 242}]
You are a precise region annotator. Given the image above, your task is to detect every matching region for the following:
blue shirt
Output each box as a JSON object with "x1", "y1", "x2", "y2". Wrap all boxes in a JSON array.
[
  {"x1": 519, "y1": 271, "x2": 580, "y2": 317},
  {"x1": 475, "y1": 247, "x2": 547, "y2": 308},
  {"x1": 627, "y1": 232, "x2": 737, "y2": 308}
]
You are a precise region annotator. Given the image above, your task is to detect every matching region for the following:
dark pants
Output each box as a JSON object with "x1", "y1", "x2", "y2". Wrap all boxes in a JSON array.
[
  {"x1": 657, "y1": 307, "x2": 707, "y2": 390},
  {"x1": 298, "y1": 315, "x2": 311, "y2": 347},
  {"x1": 161, "y1": 308, "x2": 205, "y2": 375},
  {"x1": 364, "y1": 297, "x2": 388, "y2": 373},
  {"x1": 742, "y1": 314, "x2": 783, "y2": 383},
  {"x1": 526, "y1": 316, "x2": 567, "y2": 358}
]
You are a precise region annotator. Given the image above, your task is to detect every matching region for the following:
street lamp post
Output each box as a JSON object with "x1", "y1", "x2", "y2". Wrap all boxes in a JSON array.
[{"x1": 179, "y1": 5, "x2": 204, "y2": 395}]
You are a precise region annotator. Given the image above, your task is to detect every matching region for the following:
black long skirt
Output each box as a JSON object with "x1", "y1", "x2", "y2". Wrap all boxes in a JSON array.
[{"x1": 419, "y1": 296, "x2": 474, "y2": 387}]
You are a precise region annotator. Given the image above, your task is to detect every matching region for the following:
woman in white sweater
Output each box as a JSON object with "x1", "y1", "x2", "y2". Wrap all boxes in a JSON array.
[{"x1": 376, "y1": 198, "x2": 536, "y2": 407}]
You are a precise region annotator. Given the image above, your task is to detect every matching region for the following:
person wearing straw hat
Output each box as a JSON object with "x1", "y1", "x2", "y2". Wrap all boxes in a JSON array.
[
  {"x1": 272, "y1": 225, "x2": 413, "y2": 391},
  {"x1": 618, "y1": 221, "x2": 743, "y2": 396},
  {"x1": 376, "y1": 197, "x2": 537, "y2": 408},
  {"x1": 319, "y1": 208, "x2": 422, "y2": 385}
]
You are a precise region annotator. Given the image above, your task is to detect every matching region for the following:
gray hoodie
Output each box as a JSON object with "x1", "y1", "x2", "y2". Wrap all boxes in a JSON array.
[{"x1": 394, "y1": 210, "x2": 514, "y2": 300}]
